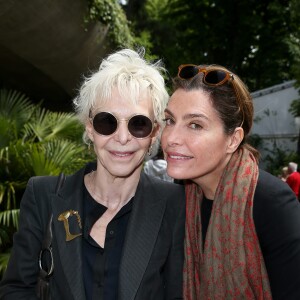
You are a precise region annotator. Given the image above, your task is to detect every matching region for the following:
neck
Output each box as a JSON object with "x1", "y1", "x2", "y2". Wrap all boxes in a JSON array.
[
  {"x1": 85, "y1": 169, "x2": 140, "y2": 211},
  {"x1": 196, "y1": 180, "x2": 217, "y2": 200},
  {"x1": 193, "y1": 155, "x2": 232, "y2": 200}
]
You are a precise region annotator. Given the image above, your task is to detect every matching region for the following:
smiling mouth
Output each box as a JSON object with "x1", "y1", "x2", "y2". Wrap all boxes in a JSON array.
[
  {"x1": 168, "y1": 154, "x2": 193, "y2": 160},
  {"x1": 110, "y1": 151, "x2": 134, "y2": 157}
]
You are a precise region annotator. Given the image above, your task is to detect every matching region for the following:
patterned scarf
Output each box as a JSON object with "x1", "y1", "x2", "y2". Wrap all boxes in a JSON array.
[{"x1": 183, "y1": 148, "x2": 272, "y2": 299}]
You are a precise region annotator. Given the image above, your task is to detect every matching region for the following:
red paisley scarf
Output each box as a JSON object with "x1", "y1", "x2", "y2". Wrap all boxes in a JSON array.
[{"x1": 183, "y1": 148, "x2": 272, "y2": 299}]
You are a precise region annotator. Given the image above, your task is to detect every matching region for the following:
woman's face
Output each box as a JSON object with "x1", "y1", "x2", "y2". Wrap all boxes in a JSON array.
[
  {"x1": 86, "y1": 88, "x2": 159, "y2": 179},
  {"x1": 161, "y1": 88, "x2": 238, "y2": 186}
]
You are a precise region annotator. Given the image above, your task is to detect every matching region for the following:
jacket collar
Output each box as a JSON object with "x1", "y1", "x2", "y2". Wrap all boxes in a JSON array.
[
  {"x1": 51, "y1": 166, "x2": 86, "y2": 300},
  {"x1": 118, "y1": 172, "x2": 168, "y2": 300}
]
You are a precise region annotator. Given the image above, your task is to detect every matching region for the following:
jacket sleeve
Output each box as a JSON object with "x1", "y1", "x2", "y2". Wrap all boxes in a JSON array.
[
  {"x1": 0, "y1": 177, "x2": 51, "y2": 300},
  {"x1": 254, "y1": 170, "x2": 300, "y2": 300}
]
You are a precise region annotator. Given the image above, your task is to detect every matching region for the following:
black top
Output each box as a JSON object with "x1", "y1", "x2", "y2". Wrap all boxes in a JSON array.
[
  {"x1": 0, "y1": 163, "x2": 186, "y2": 300},
  {"x1": 82, "y1": 184, "x2": 133, "y2": 300},
  {"x1": 200, "y1": 195, "x2": 213, "y2": 246},
  {"x1": 201, "y1": 169, "x2": 300, "y2": 300}
]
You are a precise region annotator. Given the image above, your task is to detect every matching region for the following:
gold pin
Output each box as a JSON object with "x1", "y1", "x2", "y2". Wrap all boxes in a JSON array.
[{"x1": 58, "y1": 210, "x2": 82, "y2": 241}]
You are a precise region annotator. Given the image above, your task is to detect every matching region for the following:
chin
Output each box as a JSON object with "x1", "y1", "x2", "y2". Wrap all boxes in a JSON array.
[
  {"x1": 110, "y1": 166, "x2": 141, "y2": 178},
  {"x1": 167, "y1": 170, "x2": 188, "y2": 180}
]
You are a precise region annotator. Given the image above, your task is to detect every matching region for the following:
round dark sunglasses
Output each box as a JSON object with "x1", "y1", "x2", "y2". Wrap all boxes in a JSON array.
[
  {"x1": 178, "y1": 64, "x2": 233, "y2": 86},
  {"x1": 90, "y1": 112, "x2": 155, "y2": 139}
]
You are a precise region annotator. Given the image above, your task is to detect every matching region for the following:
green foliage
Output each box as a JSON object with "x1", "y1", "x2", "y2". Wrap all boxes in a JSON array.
[
  {"x1": 264, "y1": 146, "x2": 298, "y2": 176},
  {"x1": 0, "y1": 89, "x2": 93, "y2": 276},
  {"x1": 128, "y1": 0, "x2": 300, "y2": 91},
  {"x1": 0, "y1": 89, "x2": 35, "y2": 148},
  {"x1": 288, "y1": 0, "x2": 300, "y2": 87},
  {"x1": 246, "y1": 134, "x2": 293, "y2": 175},
  {"x1": 144, "y1": 0, "x2": 171, "y2": 21},
  {"x1": 85, "y1": 0, "x2": 134, "y2": 48},
  {"x1": 0, "y1": 209, "x2": 19, "y2": 229},
  {"x1": 23, "y1": 108, "x2": 84, "y2": 143},
  {"x1": 289, "y1": 99, "x2": 300, "y2": 117},
  {"x1": 0, "y1": 251, "x2": 10, "y2": 276},
  {"x1": 132, "y1": 30, "x2": 159, "y2": 61},
  {"x1": 247, "y1": 134, "x2": 263, "y2": 149}
]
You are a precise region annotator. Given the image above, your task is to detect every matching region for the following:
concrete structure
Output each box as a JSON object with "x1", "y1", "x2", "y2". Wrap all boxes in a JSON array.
[
  {"x1": 0, "y1": 0, "x2": 112, "y2": 111},
  {"x1": 251, "y1": 80, "x2": 299, "y2": 169}
]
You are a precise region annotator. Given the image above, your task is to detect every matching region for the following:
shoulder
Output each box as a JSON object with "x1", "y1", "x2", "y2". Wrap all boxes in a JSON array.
[
  {"x1": 24, "y1": 176, "x2": 60, "y2": 201},
  {"x1": 255, "y1": 169, "x2": 293, "y2": 196},
  {"x1": 253, "y1": 169, "x2": 300, "y2": 245},
  {"x1": 141, "y1": 172, "x2": 184, "y2": 194},
  {"x1": 287, "y1": 171, "x2": 300, "y2": 182},
  {"x1": 24, "y1": 163, "x2": 88, "y2": 198},
  {"x1": 254, "y1": 169, "x2": 298, "y2": 213},
  {"x1": 140, "y1": 172, "x2": 185, "y2": 210}
]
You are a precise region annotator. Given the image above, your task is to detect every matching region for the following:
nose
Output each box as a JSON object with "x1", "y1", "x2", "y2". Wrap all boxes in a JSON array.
[
  {"x1": 162, "y1": 124, "x2": 181, "y2": 147},
  {"x1": 114, "y1": 120, "x2": 132, "y2": 144}
]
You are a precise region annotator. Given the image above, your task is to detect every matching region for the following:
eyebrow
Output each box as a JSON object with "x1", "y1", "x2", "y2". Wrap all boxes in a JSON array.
[{"x1": 164, "y1": 108, "x2": 209, "y2": 121}]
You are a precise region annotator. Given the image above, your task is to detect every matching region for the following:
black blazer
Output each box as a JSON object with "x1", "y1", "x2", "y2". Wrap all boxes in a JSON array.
[
  {"x1": 253, "y1": 169, "x2": 300, "y2": 299},
  {"x1": 0, "y1": 164, "x2": 185, "y2": 300}
]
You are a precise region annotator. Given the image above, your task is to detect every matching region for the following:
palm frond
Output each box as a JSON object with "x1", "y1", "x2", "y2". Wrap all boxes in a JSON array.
[
  {"x1": 44, "y1": 112, "x2": 84, "y2": 142},
  {"x1": 0, "y1": 181, "x2": 16, "y2": 208},
  {"x1": 0, "y1": 209, "x2": 20, "y2": 229},
  {"x1": 0, "y1": 116, "x2": 16, "y2": 148},
  {"x1": 0, "y1": 251, "x2": 11, "y2": 276},
  {"x1": 24, "y1": 140, "x2": 87, "y2": 176},
  {"x1": 23, "y1": 109, "x2": 83, "y2": 142},
  {"x1": 0, "y1": 141, "x2": 37, "y2": 180},
  {"x1": 0, "y1": 89, "x2": 33, "y2": 116},
  {"x1": 0, "y1": 226, "x2": 11, "y2": 246},
  {"x1": 0, "y1": 89, "x2": 36, "y2": 136}
]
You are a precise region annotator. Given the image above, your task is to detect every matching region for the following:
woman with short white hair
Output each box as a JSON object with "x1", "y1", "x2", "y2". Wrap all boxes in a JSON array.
[{"x1": 0, "y1": 49, "x2": 185, "y2": 300}]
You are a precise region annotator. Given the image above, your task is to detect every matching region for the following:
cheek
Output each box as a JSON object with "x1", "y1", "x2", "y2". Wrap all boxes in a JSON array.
[
  {"x1": 201, "y1": 138, "x2": 229, "y2": 163},
  {"x1": 191, "y1": 133, "x2": 228, "y2": 158},
  {"x1": 140, "y1": 140, "x2": 152, "y2": 153},
  {"x1": 160, "y1": 129, "x2": 172, "y2": 152}
]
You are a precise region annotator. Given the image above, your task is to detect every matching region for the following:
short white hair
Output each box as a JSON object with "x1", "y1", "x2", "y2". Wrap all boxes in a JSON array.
[
  {"x1": 73, "y1": 48, "x2": 169, "y2": 143},
  {"x1": 289, "y1": 162, "x2": 298, "y2": 172}
]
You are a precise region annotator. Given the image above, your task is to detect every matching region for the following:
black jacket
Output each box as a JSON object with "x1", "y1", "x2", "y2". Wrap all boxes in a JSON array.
[{"x1": 0, "y1": 164, "x2": 185, "y2": 300}]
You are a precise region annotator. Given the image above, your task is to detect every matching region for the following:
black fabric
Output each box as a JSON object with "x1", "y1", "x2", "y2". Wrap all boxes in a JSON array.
[
  {"x1": 36, "y1": 173, "x2": 65, "y2": 300},
  {"x1": 201, "y1": 196, "x2": 213, "y2": 247},
  {"x1": 82, "y1": 184, "x2": 132, "y2": 300},
  {"x1": 201, "y1": 169, "x2": 300, "y2": 300},
  {"x1": 0, "y1": 163, "x2": 185, "y2": 300}
]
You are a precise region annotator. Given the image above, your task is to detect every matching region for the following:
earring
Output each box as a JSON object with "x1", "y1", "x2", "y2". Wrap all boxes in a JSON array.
[{"x1": 148, "y1": 145, "x2": 153, "y2": 156}]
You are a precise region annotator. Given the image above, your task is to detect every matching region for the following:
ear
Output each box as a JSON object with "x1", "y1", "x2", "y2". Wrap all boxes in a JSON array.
[
  {"x1": 85, "y1": 121, "x2": 94, "y2": 143},
  {"x1": 226, "y1": 127, "x2": 244, "y2": 154}
]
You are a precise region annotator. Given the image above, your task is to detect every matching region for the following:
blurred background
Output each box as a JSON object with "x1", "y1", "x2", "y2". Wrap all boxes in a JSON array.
[{"x1": 0, "y1": 0, "x2": 300, "y2": 275}]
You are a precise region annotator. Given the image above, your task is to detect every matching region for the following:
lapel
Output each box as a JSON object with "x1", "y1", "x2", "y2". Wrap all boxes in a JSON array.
[
  {"x1": 51, "y1": 168, "x2": 86, "y2": 300},
  {"x1": 118, "y1": 173, "x2": 168, "y2": 300}
]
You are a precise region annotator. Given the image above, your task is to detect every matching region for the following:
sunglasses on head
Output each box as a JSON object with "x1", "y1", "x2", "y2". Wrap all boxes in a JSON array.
[
  {"x1": 178, "y1": 64, "x2": 233, "y2": 86},
  {"x1": 90, "y1": 111, "x2": 155, "y2": 139},
  {"x1": 178, "y1": 64, "x2": 245, "y2": 127}
]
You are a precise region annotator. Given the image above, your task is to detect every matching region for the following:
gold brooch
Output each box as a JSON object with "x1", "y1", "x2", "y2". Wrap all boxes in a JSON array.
[{"x1": 58, "y1": 210, "x2": 82, "y2": 241}]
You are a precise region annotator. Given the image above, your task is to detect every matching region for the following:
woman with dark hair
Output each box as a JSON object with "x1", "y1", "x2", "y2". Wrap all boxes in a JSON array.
[{"x1": 161, "y1": 64, "x2": 300, "y2": 299}]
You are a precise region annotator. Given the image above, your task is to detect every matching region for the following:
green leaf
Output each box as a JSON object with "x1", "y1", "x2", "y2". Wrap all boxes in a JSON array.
[
  {"x1": 0, "y1": 209, "x2": 20, "y2": 228},
  {"x1": 0, "y1": 251, "x2": 11, "y2": 276}
]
